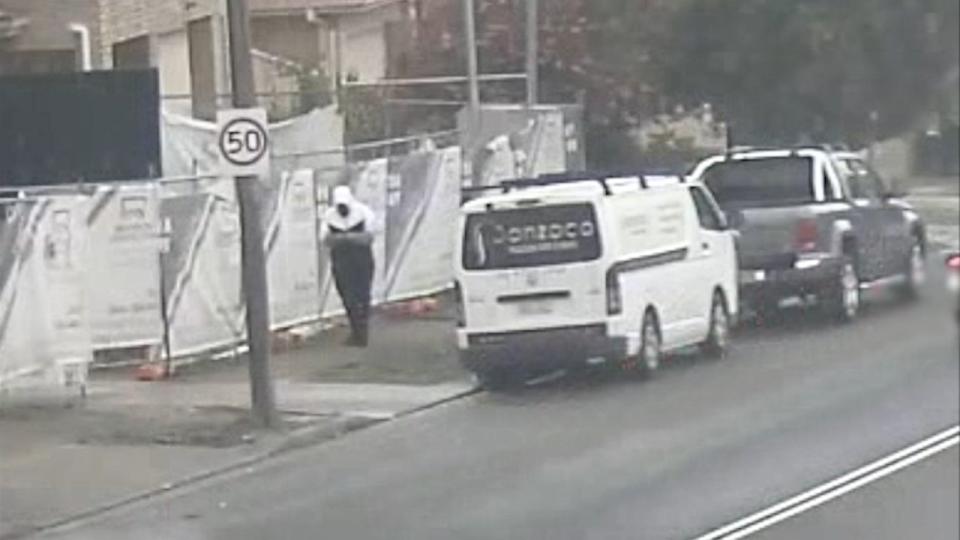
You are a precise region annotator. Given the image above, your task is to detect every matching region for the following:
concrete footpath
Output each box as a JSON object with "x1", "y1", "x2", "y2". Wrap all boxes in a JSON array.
[{"x1": 0, "y1": 303, "x2": 474, "y2": 539}]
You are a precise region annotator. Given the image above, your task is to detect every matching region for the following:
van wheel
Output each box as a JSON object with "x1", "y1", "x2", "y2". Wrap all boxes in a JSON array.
[
  {"x1": 637, "y1": 311, "x2": 662, "y2": 379},
  {"x1": 823, "y1": 257, "x2": 860, "y2": 323},
  {"x1": 895, "y1": 238, "x2": 925, "y2": 301},
  {"x1": 701, "y1": 292, "x2": 731, "y2": 358}
]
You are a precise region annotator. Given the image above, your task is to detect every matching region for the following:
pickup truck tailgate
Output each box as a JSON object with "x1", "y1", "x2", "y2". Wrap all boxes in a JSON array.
[{"x1": 727, "y1": 205, "x2": 819, "y2": 269}]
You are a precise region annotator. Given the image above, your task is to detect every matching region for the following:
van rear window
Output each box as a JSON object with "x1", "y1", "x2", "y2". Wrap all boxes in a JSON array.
[{"x1": 462, "y1": 203, "x2": 601, "y2": 270}]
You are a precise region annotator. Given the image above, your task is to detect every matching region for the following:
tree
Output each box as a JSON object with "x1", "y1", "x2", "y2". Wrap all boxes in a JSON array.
[
  {"x1": 295, "y1": 67, "x2": 334, "y2": 114},
  {"x1": 657, "y1": 0, "x2": 959, "y2": 146},
  {"x1": 396, "y1": 0, "x2": 958, "y2": 163},
  {"x1": 339, "y1": 74, "x2": 388, "y2": 145}
]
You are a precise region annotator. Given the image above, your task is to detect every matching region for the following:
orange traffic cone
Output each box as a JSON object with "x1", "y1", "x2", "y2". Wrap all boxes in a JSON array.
[{"x1": 135, "y1": 362, "x2": 169, "y2": 381}]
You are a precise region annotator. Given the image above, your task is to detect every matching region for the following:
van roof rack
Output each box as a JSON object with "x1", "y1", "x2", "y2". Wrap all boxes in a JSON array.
[
  {"x1": 518, "y1": 171, "x2": 616, "y2": 194},
  {"x1": 461, "y1": 170, "x2": 687, "y2": 200},
  {"x1": 506, "y1": 170, "x2": 688, "y2": 195}
]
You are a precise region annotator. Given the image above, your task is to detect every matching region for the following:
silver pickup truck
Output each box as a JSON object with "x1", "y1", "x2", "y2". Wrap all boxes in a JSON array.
[{"x1": 691, "y1": 147, "x2": 926, "y2": 322}]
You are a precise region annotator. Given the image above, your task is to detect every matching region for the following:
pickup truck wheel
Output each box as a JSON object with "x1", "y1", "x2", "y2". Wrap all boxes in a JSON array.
[
  {"x1": 701, "y1": 292, "x2": 731, "y2": 358},
  {"x1": 823, "y1": 257, "x2": 860, "y2": 323},
  {"x1": 896, "y1": 240, "x2": 926, "y2": 301}
]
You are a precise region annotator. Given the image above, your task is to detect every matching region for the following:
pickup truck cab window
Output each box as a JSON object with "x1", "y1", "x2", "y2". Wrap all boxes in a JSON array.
[
  {"x1": 835, "y1": 158, "x2": 886, "y2": 201},
  {"x1": 702, "y1": 156, "x2": 816, "y2": 207}
]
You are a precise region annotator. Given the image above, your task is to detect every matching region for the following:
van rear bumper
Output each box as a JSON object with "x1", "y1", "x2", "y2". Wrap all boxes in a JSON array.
[{"x1": 458, "y1": 324, "x2": 628, "y2": 373}]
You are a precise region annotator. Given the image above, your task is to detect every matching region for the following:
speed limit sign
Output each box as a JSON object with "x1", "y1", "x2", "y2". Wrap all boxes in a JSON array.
[{"x1": 217, "y1": 108, "x2": 271, "y2": 177}]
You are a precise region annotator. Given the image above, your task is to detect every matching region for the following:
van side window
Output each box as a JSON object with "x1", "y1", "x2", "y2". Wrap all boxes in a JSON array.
[{"x1": 690, "y1": 187, "x2": 723, "y2": 231}]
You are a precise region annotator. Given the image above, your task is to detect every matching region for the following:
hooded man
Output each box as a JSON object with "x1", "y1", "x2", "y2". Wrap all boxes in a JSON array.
[{"x1": 323, "y1": 185, "x2": 377, "y2": 347}]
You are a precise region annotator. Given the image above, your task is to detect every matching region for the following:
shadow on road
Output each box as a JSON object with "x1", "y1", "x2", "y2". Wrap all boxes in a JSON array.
[{"x1": 483, "y1": 265, "x2": 955, "y2": 402}]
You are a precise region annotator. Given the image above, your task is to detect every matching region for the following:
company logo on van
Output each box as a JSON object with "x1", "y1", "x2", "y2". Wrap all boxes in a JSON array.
[
  {"x1": 463, "y1": 203, "x2": 601, "y2": 270},
  {"x1": 489, "y1": 221, "x2": 596, "y2": 246}
]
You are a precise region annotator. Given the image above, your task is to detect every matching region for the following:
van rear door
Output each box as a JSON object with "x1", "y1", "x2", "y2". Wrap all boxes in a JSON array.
[{"x1": 459, "y1": 202, "x2": 607, "y2": 333}]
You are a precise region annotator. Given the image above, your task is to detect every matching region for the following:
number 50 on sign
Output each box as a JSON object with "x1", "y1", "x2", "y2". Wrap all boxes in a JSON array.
[{"x1": 217, "y1": 108, "x2": 271, "y2": 177}]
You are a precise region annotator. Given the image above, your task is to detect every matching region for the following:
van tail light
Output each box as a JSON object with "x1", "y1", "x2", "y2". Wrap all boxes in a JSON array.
[
  {"x1": 606, "y1": 271, "x2": 622, "y2": 316},
  {"x1": 793, "y1": 219, "x2": 819, "y2": 252},
  {"x1": 947, "y1": 254, "x2": 960, "y2": 272},
  {"x1": 453, "y1": 281, "x2": 466, "y2": 327}
]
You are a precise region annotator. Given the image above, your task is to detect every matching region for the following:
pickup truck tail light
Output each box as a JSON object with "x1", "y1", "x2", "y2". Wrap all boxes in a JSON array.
[{"x1": 793, "y1": 219, "x2": 819, "y2": 252}]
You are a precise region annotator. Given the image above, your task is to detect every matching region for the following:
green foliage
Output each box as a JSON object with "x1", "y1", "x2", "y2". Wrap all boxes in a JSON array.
[
  {"x1": 339, "y1": 74, "x2": 388, "y2": 144},
  {"x1": 656, "y1": 0, "x2": 959, "y2": 145},
  {"x1": 399, "y1": 0, "x2": 957, "y2": 161},
  {"x1": 295, "y1": 68, "x2": 334, "y2": 113}
]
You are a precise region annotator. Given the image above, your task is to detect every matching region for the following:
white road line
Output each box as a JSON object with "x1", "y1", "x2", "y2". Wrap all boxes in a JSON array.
[{"x1": 695, "y1": 425, "x2": 960, "y2": 540}]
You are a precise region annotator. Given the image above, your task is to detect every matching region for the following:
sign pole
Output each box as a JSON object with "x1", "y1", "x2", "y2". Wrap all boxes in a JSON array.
[
  {"x1": 463, "y1": 0, "x2": 480, "y2": 122},
  {"x1": 225, "y1": 0, "x2": 277, "y2": 428},
  {"x1": 525, "y1": 0, "x2": 538, "y2": 109}
]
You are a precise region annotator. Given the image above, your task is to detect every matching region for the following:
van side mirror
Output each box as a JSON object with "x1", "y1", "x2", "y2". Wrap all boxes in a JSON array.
[
  {"x1": 723, "y1": 209, "x2": 744, "y2": 229},
  {"x1": 716, "y1": 212, "x2": 730, "y2": 231}
]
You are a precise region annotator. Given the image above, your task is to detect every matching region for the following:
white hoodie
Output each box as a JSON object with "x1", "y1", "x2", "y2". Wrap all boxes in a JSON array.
[{"x1": 322, "y1": 185, "x2": 378, "y2": 237}]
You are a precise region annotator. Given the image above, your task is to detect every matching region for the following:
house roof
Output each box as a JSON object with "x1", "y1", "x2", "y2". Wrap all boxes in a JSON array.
[{"x1": 251, "y1": 0, "x2": 402, "y2": 16}]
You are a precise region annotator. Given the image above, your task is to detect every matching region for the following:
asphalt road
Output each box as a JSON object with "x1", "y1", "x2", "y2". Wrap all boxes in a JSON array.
[
  {"x1": 42, "y1": 269, "x2": 959, "y2": 540},
  {"x1": 755, "y1": 447, "x2": 958, "y2": 540}
]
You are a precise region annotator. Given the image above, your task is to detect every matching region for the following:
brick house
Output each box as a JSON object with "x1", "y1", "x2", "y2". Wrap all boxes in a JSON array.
[
  {"x1": 252, "y1": 0, "x2": 406, "y2": 83},
  {"x1": 0, "y1": 0, "x2": 102, "y2": 75},
  {"x1": 97, "y1": 0, "x2": 407, "y2": 119}
]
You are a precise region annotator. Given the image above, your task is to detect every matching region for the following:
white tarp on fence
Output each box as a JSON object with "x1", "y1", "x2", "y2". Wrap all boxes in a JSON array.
[
  {"x1": 2, "y1": 105, "x2": 572, "y2": 369},
  {"x1": 161, "y1": 181, "x2": 244, "y2": 357},
  {"x1": 85, "y1": 186, "x2": 162, "y2": 350},
  {"x1": 161, "y1": 107, "x2": 346, "y2": 177},
  {"x1": 38, "y1": 196, "x2": 91, "y2": 366},
  {"x1": 460, "y1": 105, "x2": 581, "y2": 189},
  {"x1": 1, "y1": 197, "x2": 91, "y2": 388},
  {"x1": 267, "y1": 169, "x2": 322, "y2": 328},
  {"x1": 156, "y1": 108, "x2": 344, "y2": 354},
  {"x1": 0, "y1": 201, "x2": 48, "y2": 383},
  {"x1": 383, "y1": 147, "x2": 462, "y2": 300}
]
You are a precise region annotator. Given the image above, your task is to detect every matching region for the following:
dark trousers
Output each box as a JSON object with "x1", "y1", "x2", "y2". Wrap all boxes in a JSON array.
[{"x1": 331, "y1": 245, "x2": 374, "y2": 344}]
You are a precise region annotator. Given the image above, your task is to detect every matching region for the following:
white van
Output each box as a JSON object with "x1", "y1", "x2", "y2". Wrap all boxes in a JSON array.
[{"x1": 454, "y1": 173, "x2": 739, "y2": 388}]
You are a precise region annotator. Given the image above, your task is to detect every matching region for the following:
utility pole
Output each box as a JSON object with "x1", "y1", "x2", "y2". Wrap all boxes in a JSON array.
[
  {"x1": 463, "y1": 0, "x2": 480, "y2": 122},
  {"x1": 225, "y1": 0, "x2": 277, "y2": 428},
  {"x1": 525, "y1": 0, "x2": 538, "y2": 109}
]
